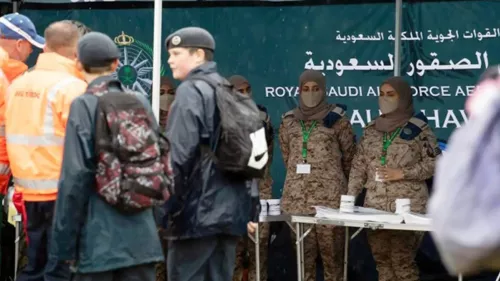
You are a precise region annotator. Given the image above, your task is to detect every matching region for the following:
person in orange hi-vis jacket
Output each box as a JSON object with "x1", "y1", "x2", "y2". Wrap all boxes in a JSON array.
[
  {"x1": 0, "y1": 12, "x2": 39, "y2": 278},
  {"x1": 5, "y1": 19, "x2": 87, "y2": 281},
  {"x1": 0, "y1": 13, "x2": 42, "y2": 195}
]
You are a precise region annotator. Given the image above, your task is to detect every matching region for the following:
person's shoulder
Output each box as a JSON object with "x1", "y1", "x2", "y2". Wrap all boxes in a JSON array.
[
  {"x1": 400, "y1": 112, "x2": 430, "y2": 141},
  {"x1": 9, "y1": 70, "x2": 33, "y2": 87},
  {"x1": 65, "y1": 94, "x2": 98, "y2": 130},
  {"x1": 183, "y1": 73, "x2": 220, "y2": 91},
  {"x1": 61, "y1": 76, "x2": 87, "y2": 92},
  {"x1": 281, "y1": 109, "x2": 295, "y2": 120},
  {"x1": 365, "y1": 120, "x2": 376, "y2": 129},
  {"x1": 70, "y1": 92, "x2": 97, "y2": 111},
  {"x1": 361, "y1": 121, "x2": 378, "y2": 136}
]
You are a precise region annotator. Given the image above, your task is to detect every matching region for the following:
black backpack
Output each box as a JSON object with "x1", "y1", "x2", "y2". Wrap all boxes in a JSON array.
[{"x1": 190, "y1": 75, "x2": 269, "y2": 180}]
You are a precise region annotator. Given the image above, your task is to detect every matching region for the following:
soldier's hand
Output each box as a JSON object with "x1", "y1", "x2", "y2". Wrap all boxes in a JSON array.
[
  {"x1": 247, "y1": 222, "x2": 258, "y2": 234},
  {"x1": 376, "y1": 167, "x2": 404, "y2": 181}
]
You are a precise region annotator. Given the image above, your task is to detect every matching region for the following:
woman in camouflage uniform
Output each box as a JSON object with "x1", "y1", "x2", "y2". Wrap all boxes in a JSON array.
[
  {"x1": 347, "y1": 76, "x2": 440, "y2": 281},
  {"x1": 156, "y1": 76, "x2": 175, "y2": 281},
  {"x1": 279, "y1": 70, "x2": 356, "y2": 281},
  {"x1": 159, "y1": 76, "x2": 176, "y2": 132},
  {"x1": 228, "y1": 75, "x2": 274, "y2": 281}
]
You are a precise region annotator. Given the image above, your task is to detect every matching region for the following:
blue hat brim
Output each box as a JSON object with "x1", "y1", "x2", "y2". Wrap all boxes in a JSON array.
[{"x1": 31, "y1": 34, "x2": 45, "y2": 49}]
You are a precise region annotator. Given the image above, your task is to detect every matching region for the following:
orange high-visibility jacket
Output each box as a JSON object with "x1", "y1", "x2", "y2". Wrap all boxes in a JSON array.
[
  {"x1": 5, "y1": 52, "x2": 87, "y2": 201},
  {"x1": 0, "y1": 47, "x2": 28, "y2": 195}
]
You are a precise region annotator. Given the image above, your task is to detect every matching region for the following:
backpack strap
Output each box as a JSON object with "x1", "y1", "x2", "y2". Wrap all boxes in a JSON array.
[
  {"x1": 186, "y1": 75, "x2": 221, "y2": 155},
  {"x1": 400, "y1": 112, "x2": 429, "y2": 140},
  {"x1": 323, "y1": 104, "x2": 347, "y2": 128},
  {"x1": 257, "y1": 104, "x2": 268, "y2": 114}
]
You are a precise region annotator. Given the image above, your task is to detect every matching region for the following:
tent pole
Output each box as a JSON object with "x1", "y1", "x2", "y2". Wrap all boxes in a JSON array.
[
  {"x1": 394, "y1": 0, "x2": 402, "y2": 76},
  {"x1": 151, "y1": 0, "x2": 163, "y2": 122}
]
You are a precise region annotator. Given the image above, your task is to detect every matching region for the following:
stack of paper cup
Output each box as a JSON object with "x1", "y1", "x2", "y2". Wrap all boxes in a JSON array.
[
  {"x1": 395, "y1": 198, "x2": 411, "y2": 214},
  {"x1": 340, "y1": 195, "x2": 355, "y2": 213},
  {"x1": 267, "y1": 199, "x2": 281, "y2": 215},
  {"x1": 260, "y1": 199, "x2": 268, "y2": 216}
]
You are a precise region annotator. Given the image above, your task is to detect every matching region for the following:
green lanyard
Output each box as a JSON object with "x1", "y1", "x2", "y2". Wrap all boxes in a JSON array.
[
  {"x1": 299, "y1": 120, "x2": 317, "y2": 162},
  {"x1": 381, "y1": 127, "x2": 401, "y2": 166}
]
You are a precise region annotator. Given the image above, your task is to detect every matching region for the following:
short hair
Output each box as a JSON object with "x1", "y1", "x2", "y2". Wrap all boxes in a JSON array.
[
  {"x1": 187, "y1": 47, "x2": 213, "y2": 62},
  {"x1": 83, "y1": 59, "x2": 116, "y2": 74},
  {"x1": 61, "y1": 20, "x2": 92, "y2": 37},
  {"x1": 44, "y1": 21, "x2": 80, "y2": 51}
]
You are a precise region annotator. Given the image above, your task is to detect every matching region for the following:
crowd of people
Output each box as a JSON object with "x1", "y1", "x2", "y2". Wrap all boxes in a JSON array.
[{"x1": 0, "y1": 9, "x2": 452, "y2": 281}]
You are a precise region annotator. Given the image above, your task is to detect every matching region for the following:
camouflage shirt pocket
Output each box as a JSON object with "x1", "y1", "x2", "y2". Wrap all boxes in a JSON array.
[{"x1": 390, "y1": 139, "x2": 420, "y2": 168}]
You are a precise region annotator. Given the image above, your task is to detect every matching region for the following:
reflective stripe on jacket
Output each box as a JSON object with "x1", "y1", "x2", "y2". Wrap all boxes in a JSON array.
[{"x1": 6, "y1": 52, "x2": 87, "y2": 201}]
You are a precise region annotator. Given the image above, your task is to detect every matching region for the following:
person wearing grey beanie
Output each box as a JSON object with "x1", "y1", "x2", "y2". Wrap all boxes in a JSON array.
[{"x1": 50, "y1": 31, "x2": 164, "y2": 281}]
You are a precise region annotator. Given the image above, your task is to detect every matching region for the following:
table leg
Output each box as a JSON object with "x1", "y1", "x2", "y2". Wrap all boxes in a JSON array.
[
  {"x1": 294, "y1": 222, "x2": 314, "y2": 281},
  {"x1": 255, "y1": 223, "x2": 260, "y2": 281},
  {"x1": 300, "y1": 224, "x2": 305, "y2": 280},
  {"x1": 344, "y1": 227, "x2": 349, "y2": 281},
  {"x1": 296, "y1": 223, "x2": 302, "y2": 281},
  {"x1": 14, "y1": 214, "x2": 22, "y2": 280}
]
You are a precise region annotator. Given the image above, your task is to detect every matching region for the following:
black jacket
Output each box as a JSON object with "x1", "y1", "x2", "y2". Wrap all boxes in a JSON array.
[{"x1": 165, "y1": 62, "x2": 251, "y2": 240}]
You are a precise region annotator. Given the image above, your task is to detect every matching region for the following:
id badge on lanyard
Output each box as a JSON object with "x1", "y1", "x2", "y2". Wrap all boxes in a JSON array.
[{"x1": 296, "y1": 120, "x2": 317, "y2": 174}]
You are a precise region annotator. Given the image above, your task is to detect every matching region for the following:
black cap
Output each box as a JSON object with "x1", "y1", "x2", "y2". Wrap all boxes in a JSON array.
[
  {"x1": 165, "y1": 27, "x2": 215, "y2": 51},
  {"x1": 78, "y1": 31, "x2": 120, "y2": 67}
]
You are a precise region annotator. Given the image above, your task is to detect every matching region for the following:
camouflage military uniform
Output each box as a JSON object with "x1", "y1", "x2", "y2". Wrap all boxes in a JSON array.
[
  {"x1": 233, "y1": 105, "x2": 274, "y2": 281},
  {"x1": 347, "y1": 113, "x2": 439, "y2": 281},
  {"x1": 279, "y1": 106, "x2": 356, "y2": 281}
]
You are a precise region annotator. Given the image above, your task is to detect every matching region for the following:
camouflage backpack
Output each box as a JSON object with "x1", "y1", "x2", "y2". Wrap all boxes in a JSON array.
[{"x1": 93, "y1": 83, "x2": 173, "y2": 214}]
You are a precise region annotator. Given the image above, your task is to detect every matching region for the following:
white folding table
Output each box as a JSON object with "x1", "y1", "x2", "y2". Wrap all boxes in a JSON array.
[{"x1": 290, "y1": 214, "x2": 463, "y2": 281}]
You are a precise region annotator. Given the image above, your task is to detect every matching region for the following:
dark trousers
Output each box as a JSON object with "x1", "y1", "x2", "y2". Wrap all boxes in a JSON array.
[
  {"x1": 16, "y1": 201, "x2": 70, "y2": 281},
  {"x1": 167, "y1": 234, "x2": 239, "y2": 281},
  {"x1": 73, "y1": 263, "x2": 156, "y2": 281}
]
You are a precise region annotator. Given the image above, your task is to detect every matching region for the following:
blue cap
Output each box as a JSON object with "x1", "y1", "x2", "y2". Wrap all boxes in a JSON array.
[{"x1": 0, "y1": 13, "x2": 44, "y2": 49}]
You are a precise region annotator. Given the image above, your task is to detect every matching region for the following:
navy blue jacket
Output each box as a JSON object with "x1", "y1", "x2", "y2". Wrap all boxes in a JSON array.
[
  {"x1": 49, "y1": 76, "x2": 164, "y2": 273},
  {"x1": 165, "y1": 62, "x2": 251, "y2": 240}
]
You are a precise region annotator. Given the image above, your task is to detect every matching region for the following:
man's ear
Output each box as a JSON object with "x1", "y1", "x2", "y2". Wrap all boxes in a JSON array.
[
  {"x1": 111, "y1": 59, "x2": 119, "y2": 72},
  {"x1": 75, "y1": 60, "x2": 84, "y2": 72},
  {"x1": 195, "y1": 48, "x2": 205, "y2": 64}
]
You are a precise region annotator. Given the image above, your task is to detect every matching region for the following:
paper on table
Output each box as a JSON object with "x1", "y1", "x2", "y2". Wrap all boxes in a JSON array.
[{"x1": 313, "y1": 206, "x2": 404, "y2": 224}]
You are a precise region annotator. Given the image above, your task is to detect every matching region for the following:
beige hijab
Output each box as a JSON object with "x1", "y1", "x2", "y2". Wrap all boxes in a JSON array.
[
  {"x1": 160, "y1": 76, "x2": 176, "y2": 111},
  {"x1": 375, "y1": 76, "x2": 415, "y2": 133},
  {"x1": 293, "y1": 70, "x2": 332, "y2": 121}
]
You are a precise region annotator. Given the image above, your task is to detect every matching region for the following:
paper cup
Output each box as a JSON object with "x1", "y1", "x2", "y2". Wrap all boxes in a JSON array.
[
  {"x1": 267, "y1": 199, "x2": 281, "y2": 215},
  {"x1": 340, "y1": 195, "x2": 355, "y2": 213},
  {"x1": 395, "y1": 198, "x2": 411, "y2": 214}
]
